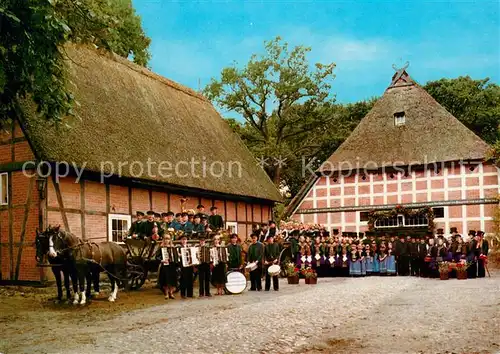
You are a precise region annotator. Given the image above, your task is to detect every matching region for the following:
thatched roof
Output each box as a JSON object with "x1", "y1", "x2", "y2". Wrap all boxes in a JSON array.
[
  {"x1": 20, "y1": 44, "x2": 281, "y2": 202},
  {"x1": 318, "y1": 69, "x2": 490, "y2": 173}
]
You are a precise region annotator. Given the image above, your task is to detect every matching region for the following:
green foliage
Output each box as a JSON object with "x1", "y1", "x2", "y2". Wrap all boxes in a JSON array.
[
  {"x1": 0, "y1": 0, "x2": 150, "y2": 128},
  {"x1": 204, "y1": 37, "x2": 336, "y2": 186},
  {"x1": 486, "y1": 139, "x2": 500, "y2": 165},
  {"x1": 424, "y1": 77, "x2": 500, "y2": 145},
  {"x1": 55, "y1": 0, "x2": 151, "y2": 66},
  {"x1": 0, "y1": 0, "x2": 73, "y2": 127}
]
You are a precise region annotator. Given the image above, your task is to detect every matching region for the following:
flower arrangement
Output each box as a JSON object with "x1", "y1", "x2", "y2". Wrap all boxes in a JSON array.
[
  {"x1": 301, "y1": 267, "x2": 317, "y2": 279},
  {"x1": 454, "y1": 261, "x2": 470, "y2": 272},
  {"x1": 438, "y1": 261, "x2": 451, "y2": 274},
  {"x1": 285, "y1": 262, "x2": 299, "y2": 277}
]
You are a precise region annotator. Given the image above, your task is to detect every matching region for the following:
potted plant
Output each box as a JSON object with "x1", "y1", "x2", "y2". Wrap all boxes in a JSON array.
[
  {"x1": 438, "y1": 261, "x2": 450, "y2": 280},
  {"x1": 285, "y1": 262, "x2": 300, "y2": 284},
  {"x1": 301, "y1": 267, "x2": 318, "y2": 284},
  {"x1": 455, "y1": 261, "x2": 470, "y2": 280}
]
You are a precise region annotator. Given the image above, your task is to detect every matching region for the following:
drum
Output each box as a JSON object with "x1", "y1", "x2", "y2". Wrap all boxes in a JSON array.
[
  {"x1": 225, "y1": 271, "x2": 247, "y2": 294},
  {"x1": 268, "y1": 264, "x2": 280, "y2": 276},
  {"x1": 245, "y1": 262, "x2": 257, "y2": 272}
]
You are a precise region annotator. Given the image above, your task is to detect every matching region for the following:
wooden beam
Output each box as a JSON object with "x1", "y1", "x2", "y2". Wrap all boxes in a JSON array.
[
  {"x1": 46, "y1": 206, "x2": 108, "y2": 216},
  {"x1": 128, "y1": 186, "x2": 132, "y2": 215},
  {"x1": 81, "y1": 180, "x2": 86, "y2": 241},
  {"x1": 15, "y1": 176, "x2": 34, "y2": 280},
  {"x1": 0, "y1": 137, "x2": 27, "y2": 146},
  {"x1": 235, "y1": 201, "x2": 238, "y2": 223},
  {"x1": 8, "y1": 172, "x2": 13, "y2": 280},
  {"x1": 167, "y1": 192, "x2": 171, "y2": 211},
  {"x1": 149, "y1": 189, "x2": 153, "y2": 210},
  {"x1": 50, "y1": 175, "x2": 70, "y2": 232},
  {"x1": 105, "y1": 184, "x2": 110, "y2": 240},
  {"x1": 223, "y1": 199, "x2": 227, "y2": 226},
  {"x1": 0, "y1": 161, "x2": 35, "y2": 173}
]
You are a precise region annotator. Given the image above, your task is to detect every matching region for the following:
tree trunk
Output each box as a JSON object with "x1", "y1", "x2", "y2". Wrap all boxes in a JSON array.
[{"x1": 273, "y1": 165, "x2": 282, "y2": 185}]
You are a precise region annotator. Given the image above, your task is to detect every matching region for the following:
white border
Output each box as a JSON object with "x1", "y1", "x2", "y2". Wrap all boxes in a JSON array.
[
  {"x1": 226, "y1": 221, "x2": 238, "y2": 235},
  {"x1": 108, "y1": 214, "x2": 131, "y2": 243}
]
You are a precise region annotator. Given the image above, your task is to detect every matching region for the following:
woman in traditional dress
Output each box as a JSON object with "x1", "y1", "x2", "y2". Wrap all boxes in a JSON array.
[
  {"x1": 158, "y1": 235, "x2": 178, "y2": 299},
  {"x1": 371, "y1": 241, "x2": 380, "y2": 275},
  {"x1": 211, "y1": 235, "x2": 227, "y2": 295},
  {"x1": 379, "y1": 243, "x2": 387, "y2": 275},
  {"x1": 364, "y1": 243, "x2": 373, "y2": 276},
  {"x1": 386, "y1": 242, "x2": 396, "y2": 275},
  {"x1": 349, "y1": 242, "x2": 361, "y2": 277},
  {"x1": 297, "y1": 235, "x2": 306, "y2": 268},
  {"x1": 358, "y1": 243, "x2": 366, "y2": 277}
]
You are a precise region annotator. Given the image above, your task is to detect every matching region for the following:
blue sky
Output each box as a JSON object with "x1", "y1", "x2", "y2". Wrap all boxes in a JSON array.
[{"x1": 133, "y1": 0, "x2": 499, "y2": 106}]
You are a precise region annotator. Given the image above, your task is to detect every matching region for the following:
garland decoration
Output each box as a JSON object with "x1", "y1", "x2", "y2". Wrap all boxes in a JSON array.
[{"x1": 367, "y1": 205, "x2": 434, "y2": 231}]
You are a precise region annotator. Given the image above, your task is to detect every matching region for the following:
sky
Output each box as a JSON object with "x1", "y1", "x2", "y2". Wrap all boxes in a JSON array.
[{"x1": 133, "y1": 0, "x2": 500, "y2": 106}]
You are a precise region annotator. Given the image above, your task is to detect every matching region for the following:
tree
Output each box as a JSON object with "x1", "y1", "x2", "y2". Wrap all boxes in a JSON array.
[
  {"x1": 424, "y1": 77, "x2": 500, "y2": 145},
  {"x1": 0, "y1": 0, "x2": 150, "y2": 128},
  {"x1": 204, "y1": 37, "x2": 336, "y2": 185}
]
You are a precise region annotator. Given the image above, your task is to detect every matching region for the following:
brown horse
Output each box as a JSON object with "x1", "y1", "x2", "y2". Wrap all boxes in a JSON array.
[{"x1": 47, "y1": 226, "x2": 127, "y2": 304}]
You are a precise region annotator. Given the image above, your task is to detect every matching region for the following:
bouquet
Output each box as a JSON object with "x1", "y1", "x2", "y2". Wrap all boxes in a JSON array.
[
  {"x1": 455, "y1": 261, "x2": 470, "y2": 273},
  {"x1": 438, "y1": 261, "x2": 451, "y2": 274},
  {"x1": 285, "y1": 262, "x2": 299, "y2": 277},
  {"x1": 301, "y1": 266, "x2": 317, "y2": 279}
]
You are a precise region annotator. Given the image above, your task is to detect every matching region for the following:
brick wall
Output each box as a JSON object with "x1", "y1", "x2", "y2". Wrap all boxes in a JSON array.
[
  {"x1": 0, "y1": 121, "x2": 40, "y2": 281},
  {"x1": 294, "y1": 163, "x2": 500, "y2": 235}
]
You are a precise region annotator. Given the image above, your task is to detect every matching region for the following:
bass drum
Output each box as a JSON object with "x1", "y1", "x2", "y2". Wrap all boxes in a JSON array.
[{"x1": 224, "y1": 271, "x2": 247, "y2": 295}]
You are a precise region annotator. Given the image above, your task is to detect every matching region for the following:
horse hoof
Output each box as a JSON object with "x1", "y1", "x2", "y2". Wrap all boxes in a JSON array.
[
  {"x1": 66, "y1": 300, "x2": 72, "y2": 305},
  {"x1": 108, "y1": 296, "x2": 115, "y2": 302},
  {"x1": 54, "y1": 299, "x2": 61, "y2": 305}
]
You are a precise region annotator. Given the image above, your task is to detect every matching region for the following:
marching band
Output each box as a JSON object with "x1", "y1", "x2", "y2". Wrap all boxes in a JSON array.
[{"x1": 129, "y1": 207, "x2": 491, "y2": 300}]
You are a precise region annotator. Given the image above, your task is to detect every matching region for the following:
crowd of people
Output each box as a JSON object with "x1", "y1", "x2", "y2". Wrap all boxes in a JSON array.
[
  {"x1": 283, "y1": 224, "x2": 490, "y2": 279},
  {"x1": 126, "y1": 208, "x2": 491, "y2": 301}
]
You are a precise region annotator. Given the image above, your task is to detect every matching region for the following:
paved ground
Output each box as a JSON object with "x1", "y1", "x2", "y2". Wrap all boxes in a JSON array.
[{"x1": 1, "y1": 273, "x2": 500, "y2": 354}]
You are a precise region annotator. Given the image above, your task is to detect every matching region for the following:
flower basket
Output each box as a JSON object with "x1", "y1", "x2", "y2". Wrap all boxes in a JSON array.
[
  {"x1": 301, "y1": 267, "x2": 317, "y2": 283},
  {"x1": 305, "y1": 277, "x2": 317, "y2": 284},
  {"x1": 457, "y1": 271, "x2": 467, "y2": 280},
  {"x1": 285, "y1": 262, "x2": 299, "y2": 277},
  {"x1": 287, "y1": 275, "x2": 299, "y2": 284},
  {"x1": 438, "y1": 262, "x2": 450, "y2": 279}
]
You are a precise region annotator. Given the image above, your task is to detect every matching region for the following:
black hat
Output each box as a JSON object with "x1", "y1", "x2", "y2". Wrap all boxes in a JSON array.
[
  {"x1": 333, "y1": 229, "x2": 339, "y2": 235},
  {"x1": 230, "y1": 233, "x2": 238, "y2": 239},
  {"x1": 166, "y1": 211, "x2": 174, "y2": 216},
  {"x1": 175, "y1": 212, "x2": 182, "y2": 217},
  {"x1": 450, "y1": 227, "x2": 458, "y2": 233},
  {"x1": 146, "y1": 211, "x2": 155, "y2": 216},
  {"x1": 154, "y1": 212, "x2": 161, "y2": 218},
  {"x1": 468, "y1": 230, "x2": 476, "y2": 236},
  {"x1": 194, "y1": 214, "x2": 201, "y2": 219},
  {"x1": 197, "y1": 204, "x2": 204, "y2": 209},
  {"x1": 358, "y1": 232, "x2": 364, "y2": 238},
  {"x1": 436, "y1": 228, "x2": 444, "y2": 235},
  {"x1": 161, "y1": 212, "x2": 169, "y2": 218},
  {"x1": 477, "y1": 230, "x2": 484, "y2": 237},
  {"x1": 250, "y1": 233, "x2": 258, "y2": 238},
  {"x1": 201, "y1": 215, "x2": 208, "y2": 220},
  {"x1": 181, "y1": 212, "x2": 188, "y2": 217},
  {"x1": 136, "y1": 211, "x2": 145, "y2": 217},
  {"x1": 269, "y1": 220, "x2": 276, "y2": 226},
  {"x1": 210, "y1": 206, "x2": 218, "y2": 211}
]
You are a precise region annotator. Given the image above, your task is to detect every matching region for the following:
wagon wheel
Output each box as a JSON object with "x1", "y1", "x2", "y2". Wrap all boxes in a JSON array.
[{"x1": 127, "y1": 263, "x2": 148, "y2": 290}]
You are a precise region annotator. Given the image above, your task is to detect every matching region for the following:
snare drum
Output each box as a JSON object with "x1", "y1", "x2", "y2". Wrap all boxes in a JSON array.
[
  {"x1": 225, "y1": 271, "x2": 247, "y2": 294},
  {"x1": 245, "y1": 262, "x2": 257, "y2": 272},
  {"x1": 268, "y1": 264, "x2": 281, "y2": 276}
]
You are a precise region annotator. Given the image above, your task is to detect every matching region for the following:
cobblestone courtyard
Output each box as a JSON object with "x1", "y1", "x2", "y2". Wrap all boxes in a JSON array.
[{"x1": 1, "y1": 273, "x2": 500, "y2": 354}]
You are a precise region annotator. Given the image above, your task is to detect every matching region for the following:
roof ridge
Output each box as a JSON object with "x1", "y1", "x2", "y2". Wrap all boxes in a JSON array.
[{"x1": 66, "y1": 43, "x2": 208, "y2": 103}]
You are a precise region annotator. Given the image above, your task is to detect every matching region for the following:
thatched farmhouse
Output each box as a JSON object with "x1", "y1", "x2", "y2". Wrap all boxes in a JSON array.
[
  {"x1": 0, "y1": 45, "x2": 281, "y2": 283},
  {"x1": 287, "y1": 69, "x2": 499, "y2": 236}
]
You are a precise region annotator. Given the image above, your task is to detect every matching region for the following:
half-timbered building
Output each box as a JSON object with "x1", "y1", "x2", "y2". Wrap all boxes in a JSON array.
[
  {"x1": 287, "y1": 69, "x2": 499, "y2": 237},
  {"x1": 0, "y1": 45, "x2": 281, "y2": 283}
]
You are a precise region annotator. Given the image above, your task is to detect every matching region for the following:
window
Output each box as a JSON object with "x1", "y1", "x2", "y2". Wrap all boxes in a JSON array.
[
  {"x1": 433, "y1": 207, "x2": 445, "y2": 218},
  {"x1": 226, "y1": 221, "x2": 238, "y2": 235},
  {"x1": 108, "y1": 214, "x2": 131, "y2": 243},
  {"x1": 394, "y1": 111, "x2": 405, "y2": 126},
  {"x1": 374, "y1": 213, "x2": 428, "y2": 228},
  {"x1": 0, "y1": 173, "x2": 8, "y2": 205},
  {"x1": 359, "y1": 212, "x2": 369, "y2": 222}
]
